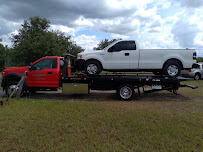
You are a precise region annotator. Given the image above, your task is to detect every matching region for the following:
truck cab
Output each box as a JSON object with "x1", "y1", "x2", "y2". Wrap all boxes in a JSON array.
[{"x1": 1, "y1": 56, "x2": 64, "y2": 95}]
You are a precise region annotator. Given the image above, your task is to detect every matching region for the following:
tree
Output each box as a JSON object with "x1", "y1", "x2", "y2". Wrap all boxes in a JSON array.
[
  {"x1": 0, "y1": 40, "x2": 6, "y2": 71},
  {"x1": 197, "y1": 57, "x2": 203, "y2": 63},
  {"x1": 12, "y1": 16, "x2": 84, "y2": 66},
  {"x1": 93, "y1": 39, "x2": 121, "y2": 50}
]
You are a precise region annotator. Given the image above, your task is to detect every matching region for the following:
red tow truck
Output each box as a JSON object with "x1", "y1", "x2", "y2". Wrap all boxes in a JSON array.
[{"x1": 1, "y1": 55, "x2": 198, "y2": 100}]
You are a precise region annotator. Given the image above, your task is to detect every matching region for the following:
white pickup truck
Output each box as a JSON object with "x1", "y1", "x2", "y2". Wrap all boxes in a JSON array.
[{"x1": 76, "y1": 40, "x2": 196, "y2": 76}]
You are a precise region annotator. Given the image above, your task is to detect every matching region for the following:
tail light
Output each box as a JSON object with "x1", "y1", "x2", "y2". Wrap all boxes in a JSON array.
[{"x1": 189, "y1": 69, "x2": 191, "y2": 72}]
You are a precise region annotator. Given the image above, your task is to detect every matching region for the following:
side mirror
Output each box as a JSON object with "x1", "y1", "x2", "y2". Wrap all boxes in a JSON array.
[
  {"x1": 29, "y1": 62, "x2": 32, "y2": 71},
  {"x1": 108, "y1": 46, "x2": 114, "y2": 52}
]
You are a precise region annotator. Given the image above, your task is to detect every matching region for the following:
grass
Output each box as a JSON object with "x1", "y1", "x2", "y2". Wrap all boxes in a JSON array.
[
  {"x1": 0, "y1": 77, "x2": 202, "y2": 151},
  {"x1": 0, "y1": 99, "x2": 202, "y2": 152},
  {"x1": 179, "y1": 80, "x2": 203, "y2": 98}
]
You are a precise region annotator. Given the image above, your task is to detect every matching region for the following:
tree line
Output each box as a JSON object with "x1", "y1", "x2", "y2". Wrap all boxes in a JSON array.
[{"x1": 0, "y1": 16, "x2": 84, "y2": 70}]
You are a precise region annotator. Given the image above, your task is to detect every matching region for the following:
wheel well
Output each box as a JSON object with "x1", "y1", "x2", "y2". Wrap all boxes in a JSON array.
[
  {"x1": 163, "y1": 59, "x2": 183, "y2": 70},
  {"x1": 195, "y1": 72, "x2": 201, "y2": 76},
  {"x1": 86, "y1": 59, "x2": 103, "y2": 70},
  {"x1": 2, "y1": 74, "x2": 27, "y2": 91}
]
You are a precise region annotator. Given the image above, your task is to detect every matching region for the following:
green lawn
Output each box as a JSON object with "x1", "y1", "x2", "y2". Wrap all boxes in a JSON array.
[
  {"x1": 0, "y1": 79, "x2": 203, "y2": 151},
  {"x1": 179, "y1": 80, "x2": 203, "y2": 98},
  {"x1": 0, "y1": 99, "x2": 202, "y2": 151}
]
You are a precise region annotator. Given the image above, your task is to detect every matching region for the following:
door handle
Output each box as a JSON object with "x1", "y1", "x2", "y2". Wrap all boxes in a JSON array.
[
  {"x1": 125, "y1": 53, "x2": 129, "y2": 56},
  {"x1": 48, "y1": 72, "x2": 52, "y2": 74}
]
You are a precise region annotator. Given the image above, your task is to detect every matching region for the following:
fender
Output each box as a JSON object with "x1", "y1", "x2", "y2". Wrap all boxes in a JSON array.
[{"x1": 1, "y1": 73, "x2": 28, "y2": 91}]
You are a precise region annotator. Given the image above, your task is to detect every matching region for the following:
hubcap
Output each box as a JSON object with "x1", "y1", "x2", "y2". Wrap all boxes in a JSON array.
[
  {"x1": 167, "y1": 65, "x2": 178, "y2": 76},
  {"x1": 195, "y1": 75, "x2": 200, "y2": 80},
  {"x1": 120, "y1": 86, "x2": 132, "y2": 100},
  {"x1": 87, "y1": 64, "x2": 98, "y2": 74},
  {"x1": 8, "y1": 85, "x2": 18, "y2": 97}
]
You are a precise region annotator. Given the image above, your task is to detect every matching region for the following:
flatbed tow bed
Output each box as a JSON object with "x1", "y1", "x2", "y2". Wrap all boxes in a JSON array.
[{"x1": 61, "y1": 74, "x2": 198, "y2": 101}]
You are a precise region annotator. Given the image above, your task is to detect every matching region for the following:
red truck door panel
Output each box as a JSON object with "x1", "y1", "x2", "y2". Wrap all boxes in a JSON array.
[{"x1": 27, "y1": 58, "x2": 59, "y2": 87}]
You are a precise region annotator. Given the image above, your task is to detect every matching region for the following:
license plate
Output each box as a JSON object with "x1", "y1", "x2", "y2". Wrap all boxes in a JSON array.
[{"x1": 152, "y1": 85, "x2": 162, "y2": 90}]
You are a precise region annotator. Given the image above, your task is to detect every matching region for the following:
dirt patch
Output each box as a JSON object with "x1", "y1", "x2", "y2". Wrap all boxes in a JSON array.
[
  {"x1": 24, "y1": 89, "x2": 191, "y2": 102},
  {"x1": 1, "y1": 88, "x2": 202, "y2": 113},
  {"x1": 21, "y1": 89, "x2": 203, "y2": 113}
]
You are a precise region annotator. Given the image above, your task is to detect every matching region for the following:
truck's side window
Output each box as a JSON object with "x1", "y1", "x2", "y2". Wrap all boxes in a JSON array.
[
  {"x1": 112, "y1": 41, "x2": 136, "y2": 52},
  {"x1": 32, "y1": 59, "x2": 57, "y2": 70}
]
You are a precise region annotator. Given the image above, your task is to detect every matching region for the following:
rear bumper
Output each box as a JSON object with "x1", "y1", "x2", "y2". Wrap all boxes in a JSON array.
[
  {"x1": 188, "y1": 72, "x2": 196, "y2": 77},
  {"x1": 181, "y1": 73, "x2": 195, "y2": 78}
]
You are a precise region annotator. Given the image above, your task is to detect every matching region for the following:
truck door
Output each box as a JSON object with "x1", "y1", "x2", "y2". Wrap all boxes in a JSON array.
[
  {"x1": 128, "y1": 41, "x2": 139, "y2": 69},
  {"x1": 27, "y1": 58, "x2": 59, "y2": 88},
  {"x1": 107, "y1": 41, "x2": 131, "y2": 69}
]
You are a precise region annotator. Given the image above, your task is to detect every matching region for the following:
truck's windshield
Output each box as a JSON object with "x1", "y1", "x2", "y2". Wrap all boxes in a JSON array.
[{"x1": 103, "y1": 40, "x2": 119, "y2": 50}]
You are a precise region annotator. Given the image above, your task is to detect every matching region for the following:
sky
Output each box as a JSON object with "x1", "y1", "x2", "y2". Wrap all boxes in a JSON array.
[{"x1": 0, "y1": 0, "x2": 203, "y2": 57}]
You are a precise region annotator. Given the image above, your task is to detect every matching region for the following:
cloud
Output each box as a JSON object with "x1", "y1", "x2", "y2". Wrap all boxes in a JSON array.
[
  {"x1": 134, "y1": 6, "x2": 158, "y2": 22},
  {"x1": 74, "y1": 16, "x2": 94, "y2": 27},
  {"x1": 0, "y1": 30, "x2": 18, "y2": 47},
  {"x1": 0, "y1": 0, "x2": 145, "y2": 26},
  {"x1": 194, "y1": 33, "x2": 203, "y2": 47},
  {"x1": 95, "y1": 18, "x2": 140, "y2": 36},
  {"x1": 145, "y1": 15, "x2": 162, "y2": 33},
  {"x1": 111, "y1": 33, "x2": 130, "y2": 39},
  {"x1": 0, "y1": 0, "x2": 202, "y2": 57},
  {"x1": 73, "y1": 35, "x2": 99, "y2": 51},
  {"x1": 50, "y1": 25, "x2": 75, "y2": 36},
  {"x1": 0, "y1": 17, "x2": 21, "y2": 35},
  {"x1": 170, "y1": 0, "x2": 203, "y2": 8},
  {"x1": 171, "y1": 15, "x2": 200, "y2": 48}
]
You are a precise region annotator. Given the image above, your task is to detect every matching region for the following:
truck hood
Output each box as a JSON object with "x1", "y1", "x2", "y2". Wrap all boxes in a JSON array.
[
  {"x1": 80, "y1": 50, "x2": 104, "y2": 55},
  {"x1": 3, "y1": 66, "x2": 29, "y2": 78},
  {"x1": 78, "y1": 50, "x2": 104, "y2": 59}
]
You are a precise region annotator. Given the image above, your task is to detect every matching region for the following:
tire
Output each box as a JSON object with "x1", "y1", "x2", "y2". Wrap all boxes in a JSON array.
[
  {"x1": 6, "y1": 81, "x2": 19, "y2": 98},
  {"x1": 163, "y1": 61, "x2": 181, "y2": 77},
  {"x1": 117, "y1": 84, "x2": 135, "y2": 101},
  {"x1": 85, "y1": 61, "x2": 101, "y2": 75},
  {"x1": 194, "y1": 73, "x2": 201, "y2": 80}
]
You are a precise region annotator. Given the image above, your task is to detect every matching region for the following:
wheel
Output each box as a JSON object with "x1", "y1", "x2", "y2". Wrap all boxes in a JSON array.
[
  {"x1": 117, "y1": 84, "x2": 135, "y2": 101},
  {"x1": 194, "y1": 73, "x2": 201, "y2": 80},
  {"x1": 85, "y1": 61, "x2": 101, "y2": 75},
  {"x1": 6, "y1": 81, "x2": 19, "y2": 97},
  {"x1": 163, "y1": 61, "x2": 181, "y2": 77}
]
